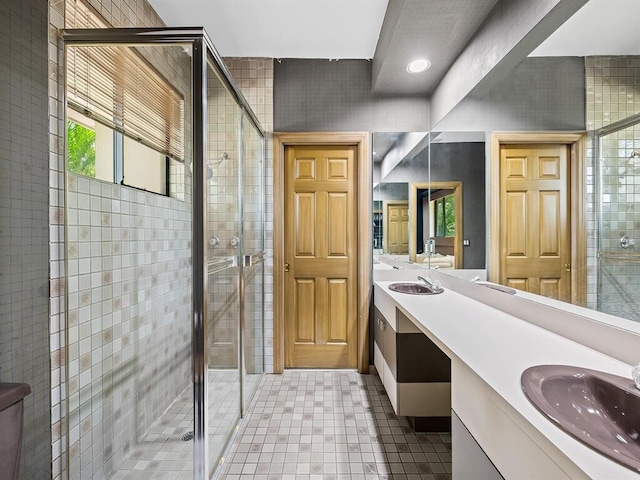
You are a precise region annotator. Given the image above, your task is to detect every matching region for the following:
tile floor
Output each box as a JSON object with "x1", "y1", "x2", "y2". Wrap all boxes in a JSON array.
[
  {"x1": 219, "y1": 370, "x2": 452, "y2": 480},
  {"x1": 110, "y1": 370, "x2": 261, "y2": 479}
]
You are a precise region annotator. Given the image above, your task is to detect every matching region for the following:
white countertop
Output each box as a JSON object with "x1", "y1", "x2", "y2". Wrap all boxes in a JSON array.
[{"x1": 374, "y1": 280, "x2": 639, "y2": 479}]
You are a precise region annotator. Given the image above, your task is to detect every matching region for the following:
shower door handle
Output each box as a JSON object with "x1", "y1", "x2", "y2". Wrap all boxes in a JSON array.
[{"x1": 243, "y1": 251, "x2": 265, "y2": 267}]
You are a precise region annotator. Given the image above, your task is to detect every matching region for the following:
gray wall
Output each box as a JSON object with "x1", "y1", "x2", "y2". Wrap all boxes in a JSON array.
[
  {"x1": 430, "y1": 143, "x2": 486, "y2": 269},
  {"x1": 0, "y1": 0, "x2": 52, "y2": 478},
  {"x1": 373, "y1": 183, "x2": 409, "y2": 201},
  {"x1": 436, "y1": 57, "x2": 586, "y2": 132},
  {"x1": 274, "y1": 59, "x2": 430, "y2": 132}
]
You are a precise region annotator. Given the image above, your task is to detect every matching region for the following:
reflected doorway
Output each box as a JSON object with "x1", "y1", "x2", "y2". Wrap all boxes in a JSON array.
[
  {"x1": 410, "y1": 181, "x2": 463, "y2": 268},
  {"x1": 384, "y1": 201, "x2": 409, "y2": 254}
]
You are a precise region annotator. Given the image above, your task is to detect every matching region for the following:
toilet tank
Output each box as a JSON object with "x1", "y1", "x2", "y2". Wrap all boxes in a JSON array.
[{"x1": 0, "y1": 383, "x2": 31, "y2": 480}]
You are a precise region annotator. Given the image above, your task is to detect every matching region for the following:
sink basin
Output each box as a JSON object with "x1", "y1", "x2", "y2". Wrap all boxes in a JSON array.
[
  {"x1": 475, "y1": 281, "x2": 516, "y2": 295},
  {"x1": 521, "y1": 365, "x2": 640, "y2": 473},
  {"x1": 388, "y1": 282, "x2": 442, "y2": 295}
]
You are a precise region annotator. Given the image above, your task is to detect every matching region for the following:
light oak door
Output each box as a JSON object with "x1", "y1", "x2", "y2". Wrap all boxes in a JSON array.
[
  {"x1": 386, "y1": 202, "x2": 409, "y2": 254},
  {"x1": 499, "y1": 144, "x2": 571, "y2": 301},
  {"x1": 284, "y1": 145, "x2": 358, "y2": 368}
]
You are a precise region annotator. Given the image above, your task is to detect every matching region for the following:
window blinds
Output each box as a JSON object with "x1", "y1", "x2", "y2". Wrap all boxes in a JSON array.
[{"x1": 65, "y1": 0, "x2": 185, "y2": 161}]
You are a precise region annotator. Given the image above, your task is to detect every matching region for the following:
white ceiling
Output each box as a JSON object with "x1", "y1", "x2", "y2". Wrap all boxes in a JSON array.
[
  {"x1": 148, "y1": 0, "x2": 388, "y2": 58},
  {"x1": 148, "y1": 0, "x2": 640, "y2": 95},
  {"x1": 149, "y1": 0, "x2": 640, "y2": 60},
  {"x1": 531, "y1": 0, "x2": 640, "y2": 57}
]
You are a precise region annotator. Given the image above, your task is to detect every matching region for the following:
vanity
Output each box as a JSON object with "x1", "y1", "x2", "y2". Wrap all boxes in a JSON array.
[
  {"x1": 373, "y1": 303, "x2": 451, "y2": 432},
  {"x1": 373, "y1": 268, "x2": 640, "y2": 480}
]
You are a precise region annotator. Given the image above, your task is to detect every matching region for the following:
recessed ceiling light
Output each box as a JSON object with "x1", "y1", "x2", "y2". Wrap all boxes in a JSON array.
[{"x1": 406, "y1": 59, "x2": 431, "y2": 74}]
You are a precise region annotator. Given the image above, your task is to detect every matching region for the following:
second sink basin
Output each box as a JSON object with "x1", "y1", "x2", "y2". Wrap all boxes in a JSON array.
[
  {"x1": 388, "y1": 282, "x2": 442, "y2": 295},
  {"x1": 521, "y1": 364, "x2": 640, "y2": 473}
]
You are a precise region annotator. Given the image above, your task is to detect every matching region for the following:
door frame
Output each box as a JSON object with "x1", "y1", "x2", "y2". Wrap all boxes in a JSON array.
[
  {"x1": 273, "y1": 132, "x2": 371, "y2": 374},
  {"x1": 489, "y1": 132, "x2": 587, "y2": 306},
  {"x1": 409, "y1": 181, "x2": 463, "y2": 268}
]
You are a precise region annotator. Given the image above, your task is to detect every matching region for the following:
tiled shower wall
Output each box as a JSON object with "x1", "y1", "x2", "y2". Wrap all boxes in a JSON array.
[
  {"x1": 0, "y1": 0, "x2": 52, "y2": 478},
  {"x1": 65, "y1": 175, "x2": 192, "y2": 479},
  {"x1": 585, "y1": 56, "x2": 640, "y2": 315}
]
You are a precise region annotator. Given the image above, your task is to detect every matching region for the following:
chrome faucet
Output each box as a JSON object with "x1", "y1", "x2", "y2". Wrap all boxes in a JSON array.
[{"x1": 417, "y1": 275, "x2": 443, "y2": 293}]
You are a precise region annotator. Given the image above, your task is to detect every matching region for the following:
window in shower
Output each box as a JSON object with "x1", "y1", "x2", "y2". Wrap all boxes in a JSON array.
[
  {"x1": 66, "y1": 109, "x2": 110, "y2": 181},
  {"x1": 67, "y1": 108, "x2": 173, "y2": 194},
  {"x1": 65, "y1": 20, "x2": 184, "y2": 196}
]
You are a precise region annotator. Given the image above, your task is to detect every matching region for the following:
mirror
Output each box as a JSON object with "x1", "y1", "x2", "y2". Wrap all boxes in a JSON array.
[
  {"x1": 373, "y1": 132, "x2": 486, "y2": 269},
  {"x1": 372, "y1": 131, "x2": 486, "y2": 270}
]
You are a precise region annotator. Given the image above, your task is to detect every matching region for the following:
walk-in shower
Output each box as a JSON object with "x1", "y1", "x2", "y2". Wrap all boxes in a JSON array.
[
  {"x1": 62, "y1": 25, "x2": 265, "y2": 480},
  {"x1": 595, "y1": 112, "x2": 640, "y2": 323}
]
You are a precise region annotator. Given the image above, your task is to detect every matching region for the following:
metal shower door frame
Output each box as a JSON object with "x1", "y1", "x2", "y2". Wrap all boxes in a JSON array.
[
  {"x1": 594, "y1": 111, "x2": 640, "y2": 257},
  {"x1": 61, "y1": 27, "x2": 265, "y2": 480}
]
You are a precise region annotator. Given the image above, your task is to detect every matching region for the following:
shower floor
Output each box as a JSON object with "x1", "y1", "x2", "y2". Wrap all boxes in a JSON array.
[{"x1": 109, "y1": 370, "x2": 262, "y2": 479}]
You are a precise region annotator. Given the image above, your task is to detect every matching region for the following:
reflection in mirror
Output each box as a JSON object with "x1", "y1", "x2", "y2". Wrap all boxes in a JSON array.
[
  {"x1": 410, "y1": 181, "x2": 463, "y2": 268},
  {"x1": 372, "y1": 132, "x2": 485, "y2": 269},
  {"x1": 373, "y1": 183, "x2": 408, "y2": 254},
  {"x1": 595, "y1": 115, "x2": 640, "y2": 325}
]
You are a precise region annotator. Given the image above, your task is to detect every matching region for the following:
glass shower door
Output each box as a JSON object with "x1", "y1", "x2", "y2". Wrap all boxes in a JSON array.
[
  {"x1": 205, "y1": 57, "x2": 242, "y2": 474},
  {"x1": 241, "y1": 111, "x2": 265, "y2": 411},
  {"x1": 596, "y1": 119, "x2": 640, "y2": 322}
]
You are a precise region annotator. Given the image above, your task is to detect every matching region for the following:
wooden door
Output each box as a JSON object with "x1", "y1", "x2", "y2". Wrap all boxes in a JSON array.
[
  {"x1": 499, "y1": 144, "x2": 571, "y2": 301},
  {"x1": 284, "y1": 145, "x2": 358, "y2": 368},
  {"x1": 386, "y1": 202, "x2": 409, "y2": 254}
]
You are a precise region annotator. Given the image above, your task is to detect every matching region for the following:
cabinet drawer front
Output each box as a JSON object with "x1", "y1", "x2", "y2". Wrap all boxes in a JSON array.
[
  {"x1": 373, "y1": 307, "x2": 385, "y2": 349},
  {"x1": 373, "y1": 343, "x2": 385, "y2": 382},
  {"x1": 384, "y1": 318, "x2": 397, "y2": 378}
]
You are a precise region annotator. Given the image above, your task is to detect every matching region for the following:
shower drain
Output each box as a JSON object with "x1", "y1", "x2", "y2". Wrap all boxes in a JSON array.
[{"x1": 181, "y1": 431, "x2": 195, "y2": 442}]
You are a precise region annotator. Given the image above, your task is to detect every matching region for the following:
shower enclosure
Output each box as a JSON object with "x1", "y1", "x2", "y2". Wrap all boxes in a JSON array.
[
  {"x1": 62, "y1": 27, "x2": 265, "y2": 479},
  {"x1": 595, "y1": 112, "x2": 640, "y2": 323}
]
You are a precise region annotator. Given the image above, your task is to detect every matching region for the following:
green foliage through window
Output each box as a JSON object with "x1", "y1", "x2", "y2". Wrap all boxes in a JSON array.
[
  {"x1": 67, "y1": 120, "x2": 96, "y2": 177},
  {"x1": 435, "y1": 195, "x2": 455, "y2": 237}
]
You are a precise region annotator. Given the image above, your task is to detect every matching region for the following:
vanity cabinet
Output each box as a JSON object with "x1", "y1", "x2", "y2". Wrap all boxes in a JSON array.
[
  {"x1": 452, "y1": 411, "x2": 504, "y2": 480},
  {"x1": 373, "y1": 306, "x2": 451, "y2": 431}
]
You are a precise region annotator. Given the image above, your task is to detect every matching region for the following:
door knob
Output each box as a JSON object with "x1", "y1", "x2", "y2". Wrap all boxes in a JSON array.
[
  {"x1": 284, "y1": 263, "x2": 290, "y2": 272},
  {"x1": 564, "y1": 263, "x2": 571, "y2": 272}
]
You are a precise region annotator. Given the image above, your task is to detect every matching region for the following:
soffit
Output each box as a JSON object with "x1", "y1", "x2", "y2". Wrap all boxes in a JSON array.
[{"x1": 371, "y1": 0, "x2": 500, "y2": 95}]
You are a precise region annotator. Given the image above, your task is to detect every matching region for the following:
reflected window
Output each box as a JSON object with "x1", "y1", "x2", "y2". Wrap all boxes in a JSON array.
[{"x1": 434, "y1": 194, "x2": 455, "y2": 237}]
